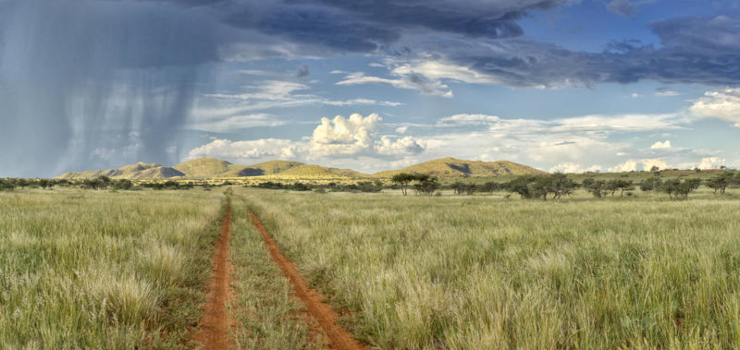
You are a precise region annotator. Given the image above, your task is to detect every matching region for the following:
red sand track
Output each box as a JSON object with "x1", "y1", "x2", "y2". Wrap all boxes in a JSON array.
[
  {"x1": 249, "y1": 209, "x2": 368, "y2": 350},
  {"x1": 194, "y1": 201, "x2": 234, "y2": 350}
]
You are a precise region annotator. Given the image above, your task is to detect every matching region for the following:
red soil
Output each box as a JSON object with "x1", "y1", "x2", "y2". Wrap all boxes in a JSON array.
[
  {"x1": 194, "y1": 201, "x2": 234, "y2": 350},
  {"x1": 248, "y1": 209, "x2": 368, "y2": 350}
]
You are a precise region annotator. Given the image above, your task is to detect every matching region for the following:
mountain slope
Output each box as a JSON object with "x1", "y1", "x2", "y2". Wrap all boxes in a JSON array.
[
  {"x1": 58, "y1": 162, "x2": 183, "y2": 180},
  {"x1": 172, "y1": 158, "x2": 236, "y2": 178},
  {"x1": 223, "y1": 160, "x2": 305, "y2": 177},
  {"x1": 58, "y1": 157, "x2": 543, "y2": 180},
  {"x1": 274, "y1": 164, "x2": 367, "y2": 178},
  {"x1": 374, "y1": 157, "x2": 544, "y2": 177}
]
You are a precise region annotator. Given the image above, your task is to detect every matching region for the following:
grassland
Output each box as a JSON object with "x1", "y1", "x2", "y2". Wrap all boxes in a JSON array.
[
  {"x1": 0, "y1": 188, "x2": 224, "y2": 349},
  {"x1": 237, "y1": 188, "x2": 740, "y2": 349}
]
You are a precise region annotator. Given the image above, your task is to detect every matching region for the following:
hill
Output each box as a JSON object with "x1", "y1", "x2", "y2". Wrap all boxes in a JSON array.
[
  {"x1": 58, "y1": 157, "x2": 543, "y2": 180},
  {"x1": 223, "y1": 160, "x2": 305, "y2": 177},
  {"x1": 172, "y1": 158, "x2": 237, "y2": 178},
  {"x1": 373, "y1": 157, "x2": 544, "y2": 177},
  {"x1": 273, "y1": 164, "x2": 367, "y2": 178},
  {"x1": 58, "y1": 162, "x2": 183, "y2": 180}
]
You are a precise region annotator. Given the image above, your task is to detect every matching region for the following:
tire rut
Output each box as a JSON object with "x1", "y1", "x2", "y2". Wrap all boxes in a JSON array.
[
  {"x1": 194, "y1": 200, "x2": 234, "y2": 350},
  {"x1": 248, "y1": 209, "x2": 369, "y2": 350}
]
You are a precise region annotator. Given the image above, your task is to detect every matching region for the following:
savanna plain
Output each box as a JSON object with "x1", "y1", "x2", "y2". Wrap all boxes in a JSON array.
[{"x1": 3, "y1": 185, "x2": 740, "y2": 350}]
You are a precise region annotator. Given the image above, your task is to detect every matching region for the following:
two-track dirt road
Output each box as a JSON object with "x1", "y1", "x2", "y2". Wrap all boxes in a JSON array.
[{"x1": 194, "y1": 199, "x2": 367, "y2": 350}]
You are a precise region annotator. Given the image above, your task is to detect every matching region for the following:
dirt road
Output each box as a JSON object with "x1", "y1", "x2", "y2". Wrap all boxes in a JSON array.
[
  {"x1": 194, "y1": 201, "x2": 234, "y2": 350},
  {"x1": 248, "y1": 209, "x2": 368, "y2": 350}
]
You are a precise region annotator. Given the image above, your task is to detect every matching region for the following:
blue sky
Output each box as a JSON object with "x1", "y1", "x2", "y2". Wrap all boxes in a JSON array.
[{"x1": 1, "y1": 0, "x2": 740, "y2": 177}]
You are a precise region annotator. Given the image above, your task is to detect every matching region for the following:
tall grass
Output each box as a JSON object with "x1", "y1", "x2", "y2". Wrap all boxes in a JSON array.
[
  {"x1": 238, "y1": 188, "x2": 740, "y2": 349},
  {"x1": 229, "y1": 196, "x2": 327, "y2": 349},
  {"x1": 0, "y1": 189, "x2": 223, "y2": 350}
]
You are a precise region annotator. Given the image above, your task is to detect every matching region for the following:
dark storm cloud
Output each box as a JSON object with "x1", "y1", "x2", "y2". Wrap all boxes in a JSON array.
[{"x1": 429, "y1": 14, "x2": 740, "y2": 88}]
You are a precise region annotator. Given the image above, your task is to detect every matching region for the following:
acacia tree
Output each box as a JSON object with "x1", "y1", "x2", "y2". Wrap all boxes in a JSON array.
[
  {"x1": 391, "y1": 173, "x2": 415, "y2": 196},
  {"x1": 413, "y1": 175, "x2": 440, "y2": 196},
  {"x1": 706, "y1": 172, "x2": 735, "y2": 195},
  {"x1": 481, "y1": 182, "x2": 499, "y2": 194},
  {"x1": 582, "y1": 178, "x2": 608, "y2": 198},
  {"x1": 662, "y1": 178, "x2": 701, "y2": 200}
]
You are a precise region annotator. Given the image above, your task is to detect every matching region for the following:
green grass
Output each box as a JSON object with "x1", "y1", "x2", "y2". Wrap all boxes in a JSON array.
[
  {"x1": 0, "y1": 188, "x2": 224, "y2": 350},
  {"x1": 229, "y1": 196, "x2": 327, "y2": 349},
  {"x1": 237, "y1": 188, "x2": 740, "y2": 349}
]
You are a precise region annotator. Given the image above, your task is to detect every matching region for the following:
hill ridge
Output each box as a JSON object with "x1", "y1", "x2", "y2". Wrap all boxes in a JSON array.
[{"x1": 58, "y1": 157, "x2": 543, "y2": 180}]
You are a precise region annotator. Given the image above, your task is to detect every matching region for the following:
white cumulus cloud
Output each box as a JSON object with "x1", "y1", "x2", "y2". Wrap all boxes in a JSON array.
[
  {"x1": 697, "y1": 157, "x2": 726, "y2": 170},
  {"x1": 650, "y1": 140, "x2": 672, "y2": 149},
  {"x1": 690, "y1": 88, "x2": 740, "y2": 127}
]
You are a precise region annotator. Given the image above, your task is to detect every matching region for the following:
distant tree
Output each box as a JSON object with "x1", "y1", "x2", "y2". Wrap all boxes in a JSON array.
[
  {"x1": 464, "y1": 183, "x2": 477, "y2": 195},
  {"x1": 38, "y1": 179, "x2": 53, "y2": 190},
  {"x1": 451, "y1": 181, "x2": 465, "y2": 195},
  {"x1": 705, "y1": 172, "x2": 735, "y2": 195},
  {"x1": 504, "y1": 175, "x2": 537, "y2": 199},
  {"x1": 694, "y1": 167, "x2": 701, "y2": 173},
  {"x1": 549, "y1": 173, "x2": 579, "y2": 199},
  {"x1": 650, "y1": 165, "x2": 661, "y2": 173},
  {"x1": 0, "y1": 179, "x2": 16, "y2": 191},
  {"x1": 113, "y1": 179, "x2": 133, "y2": 190},
  {"x1": 481, "y1": 182, "x2": 499, "y2": 194},
  {"x1": 582, "y1": 178, "x2": 608, "y2": 198},
  {"x1": 391, "y1": 173, "x2": 416, "y2": 196},
  {"x1": 661, "y1": 178, "x2": 701, "y2": 200},
  {"x1": 413, "y1": 175, "x2": 440, "y2": 196},
  {"x1": 639, "y1": 178, "x2": 662, "y2": 192},
  {"x1": 612, "y1": 179, "x2": 634, "y2": 197},
  {"x1": 15, "y1": 178, "x2": 29, "y2": 189}
]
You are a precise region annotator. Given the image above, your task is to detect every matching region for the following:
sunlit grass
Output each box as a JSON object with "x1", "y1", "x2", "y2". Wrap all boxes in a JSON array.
[
  {"x1": 0, "y1": 188, "x2": 223, "y2": 350},
  {"x1": 237, "y1": 188, "x2": 740, "y2": 349}
]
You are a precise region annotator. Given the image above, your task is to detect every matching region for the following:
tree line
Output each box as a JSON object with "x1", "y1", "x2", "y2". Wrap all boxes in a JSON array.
[{"x1": 392, "y1": 171, "x2": 740, "y2": 200}]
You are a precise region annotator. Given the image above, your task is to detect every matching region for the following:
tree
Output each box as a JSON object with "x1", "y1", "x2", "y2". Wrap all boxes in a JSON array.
[
  {"x1": 549, "y1": 173, "x2": 578, "y2": 199},
  {"x1": 504, "y1": 175, "x2": 537, "y2": 199},
  {"x1": 706, "y1": 172, "x2": 735, "y2": 195},
  {"x1": 38, "y1": 179, "x2": 53, "y2": 190},
  {"x1": 0, "y1": 179, "x2": 16, "y2": 191},
  {"x1": 464, "y1": 183, "x2": 477, "y2": 195},
  {"x1": 611, "y1": 179, "x2": 634, "y2": 197},
  {"x1": 661, "y1": 178, "x2": 701, "y2": 200},
  {"x1": 582, "y1": 178, "x2": 608, "y2": 198},
  {"x1": 113, "y1": 179, "x2": 134, "y2": 190},
  {"x1": 451, "y1": 181, "x2": 465, "y2": 195},
  {"x1": 413, "y1": 175, "x2": 440, "y2": 196},
  {"x1": 481, "y1": 182, "x2": 499, "y2": 194},
  {"x1": 391, "y1": 173, "x2": 416, "y2": 196}
]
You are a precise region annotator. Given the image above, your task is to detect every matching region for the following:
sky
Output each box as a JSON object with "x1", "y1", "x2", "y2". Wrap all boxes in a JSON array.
[{"x1": 1, "y1": 0, "x2": 740, "y2": 177}]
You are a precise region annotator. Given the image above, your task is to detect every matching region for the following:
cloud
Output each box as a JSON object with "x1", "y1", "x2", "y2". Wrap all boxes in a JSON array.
[
  {"x1": 438, "y1": 114, "x2": 502, "y2": 126},
  {"x1": 697, "y1": 157, "x2": 726, "y2": 170},
  {"x1": 187, "y1": 138, "x2": 301, "y2": 162},
  {"x1": 193, "y1": 80, "x2": 402, "y2": 119},
  {"x1": 296, "y1": 64, "x2": 310, "y2": 78},
  {"x1": 395, "y1": 126, "x2": 408, "y2": 133},
  {"x1": 322, "y1": 98, "x2": 403, "y2": 107},
  {"x1": 437, "y1": 113, "x2": 683, "y2": 133},
  {"x1": 606, "y1": 0, "x2": 635, "y2": 18},
  {"x1": 187, "y1": 114, "x2": 287, "y2": 133},
  {"x1": 610, "y1": 158, "x2": 670, "y2": 172},
  {"x1": 186, "y1": 112, "x2": 425, "y2": 166},
  {"x1": 690, "y1": 88, "x2": 740, "y2": 127},
  {"x1": 336, "y1": 72, "x2": 453, "y2": 97},
  {"x1": 650, "y1": 140, "x2": 672, "y2": 149},
  {"x1": 549, "y1": 162, "x2": 603, "y2": 173},
  {"x1": 309, "y1": 113, "x2": 425, "y2": 157}
]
